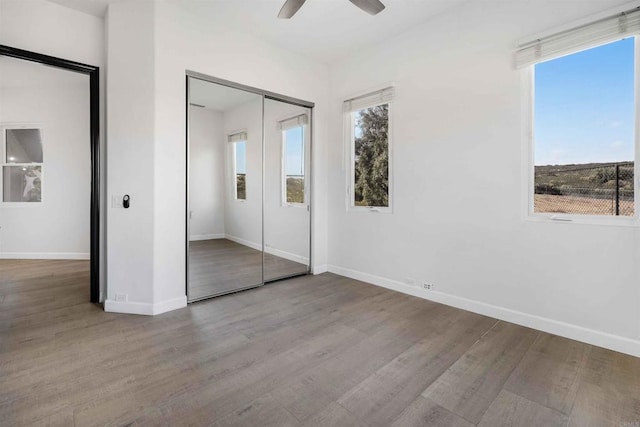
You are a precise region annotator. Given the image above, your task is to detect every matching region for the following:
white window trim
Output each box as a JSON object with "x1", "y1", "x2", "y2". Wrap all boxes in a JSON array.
[
  {"x1": 1, "y1": 123, "x2": 44, "y2": 206},
  {"x1": 521, "y1": 37, "x2": 640, "y2": 227},
  {"x1": 345, "y1": 100, "x2": 393, "y2": 214},
  {"x1": 280, "y1": 124, "x2": 308, "y2": 208},
  {"x1": 516, "y1": 2, "x2": 640, "y2": 59}
]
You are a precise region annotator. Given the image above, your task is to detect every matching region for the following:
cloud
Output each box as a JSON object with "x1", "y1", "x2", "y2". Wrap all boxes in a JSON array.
[{"x1": 609, "y1": 121, "x2": 623, "y2": 128}]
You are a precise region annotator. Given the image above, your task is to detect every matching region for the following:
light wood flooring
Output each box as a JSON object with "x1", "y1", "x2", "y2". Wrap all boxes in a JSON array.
[
  {"x1": 188, "y1": 239, "x2": 308, "y2": 300},
  {"x1": 1, "y1": 259, "x2": 640, "y2": 426}
]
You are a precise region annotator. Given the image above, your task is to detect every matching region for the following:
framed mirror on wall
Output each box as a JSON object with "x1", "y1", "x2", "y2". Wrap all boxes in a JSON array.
[
  {"x1": 186, "y1": 72, "x2": 313, "y2": 303},
  {"x1": 0, "y1": 45, "x2": 100, "y2": 303}
]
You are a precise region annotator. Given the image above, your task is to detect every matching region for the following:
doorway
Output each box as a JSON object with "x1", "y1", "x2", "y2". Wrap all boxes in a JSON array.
[{"x1": 0, "y1": 45, "x2": 100, "y2": 303}]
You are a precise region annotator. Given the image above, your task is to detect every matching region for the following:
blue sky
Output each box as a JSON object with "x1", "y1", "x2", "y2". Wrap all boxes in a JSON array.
[
  {"x1": 235, "y1": 141, "x2": 246, "y2": 174},
  {"x1": 235, "y1": 128, "x2": 304, "y2": 176},
  {"x1": 534, "y1": 37, "x2": 635, "y2": 166},
  {"x1": 285, "y1": 126, "x2": 304, "y2": 176}
]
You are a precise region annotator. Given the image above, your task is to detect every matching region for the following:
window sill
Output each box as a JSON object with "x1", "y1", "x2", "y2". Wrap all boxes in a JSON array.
[
  {"x1": 525, "y1": 213, "x2": 640, "y2": 227},
  {"x1": 1, "y1": 202, "x2": 44, "y2": 207},
  {"x1": 348, "y1": 206, "x2": 393, "y2": 214}
]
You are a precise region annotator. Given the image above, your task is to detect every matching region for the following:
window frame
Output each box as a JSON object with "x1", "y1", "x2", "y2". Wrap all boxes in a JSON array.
[
  {"x1": 281, "y1": 123, "x2": 307, "y2": 208},
  {"x1": 522, "y1": 37, "x2": 640, "y2": 227},
  {"x1": 1, "y1": 124, "x2": 44, "y2": 206},
  {"x1": 345, "y1": 100, "x2": 393, "y2": 214},
  {"x1": 231, "y1": 139, "x2": 247, "y2": 202}
]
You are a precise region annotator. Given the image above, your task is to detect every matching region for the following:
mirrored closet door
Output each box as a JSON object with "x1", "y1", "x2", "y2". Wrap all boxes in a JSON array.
[
  {"x1": 263, "y1": 98, "x2": 311, "y2": 282},
  {"x1": 186, "y1": 75, "x2": 312, "y2": 302},
  {"x1": 187, "y1": 77, "x2": 264, "y2": 301}
]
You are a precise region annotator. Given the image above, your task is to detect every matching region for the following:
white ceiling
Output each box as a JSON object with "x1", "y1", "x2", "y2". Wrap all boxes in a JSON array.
[
  {"x1": 48, "y1": 0, "x2": 115, "y2": 17},
  {"x1": 189, "y1": 77, "x2": 261, "y2": 112},
  {"x1": 47, "y1": 0, "x2": 468, "y2": 63}
]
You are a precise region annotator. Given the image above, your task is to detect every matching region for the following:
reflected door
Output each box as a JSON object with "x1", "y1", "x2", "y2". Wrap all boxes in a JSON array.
[
  {"x1": 187, "y1": 77, "x2": 264, "y2": 301},
  {"x1": 263, "y1": 98, "x2": 311, "y2": 282}
]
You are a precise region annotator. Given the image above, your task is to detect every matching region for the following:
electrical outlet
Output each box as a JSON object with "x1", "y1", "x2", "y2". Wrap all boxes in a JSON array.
[
  {"x1": 115, "y1": 293, "x2": 128, "y2": 302},
  {"x1": 422, "y1": 283, "x2": 434, "y2": 291}
]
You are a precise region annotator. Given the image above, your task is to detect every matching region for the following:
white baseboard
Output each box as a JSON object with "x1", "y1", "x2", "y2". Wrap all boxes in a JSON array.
[
  {"x1": 189, "y1": 233, "x2": 225, "y2": 241},
  {"x1": 0, "y1": 252, "x2": 90, "y2": 260},
  {"x1": 327, "y1": 264, "x2": 640, "y2": 358},
  {"x1": 264, "y1": 245, "x2": 309, "y2": 264},
  {"x1": 225, "y1": 234, "x2": 309, "y2": 264},
  {"x1": 153, "y1": 296, "x2": 188, "y2": 315},
  {"x1": 224, "y1": 234, "x2": 262, "y2": 251},
  {"x1": 104, "y1": 296, "x2": 187, "y2": 316},
  {"x1": 312, "y1": 264, "x2": 328, "y2": 275}
]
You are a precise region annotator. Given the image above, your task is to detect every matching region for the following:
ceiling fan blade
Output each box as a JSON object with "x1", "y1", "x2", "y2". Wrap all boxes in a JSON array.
[
  {"x1": 348, "y1": 0, "x2": 386, "y2": 15},
  {"x1": 278, "y1": 0, "x2": 307, "y2": 18}
]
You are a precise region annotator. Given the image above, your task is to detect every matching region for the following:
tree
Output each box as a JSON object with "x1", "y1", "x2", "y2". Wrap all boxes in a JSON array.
[{"x1": 354, "y1": 104, "x2": 389, "y2": 207}]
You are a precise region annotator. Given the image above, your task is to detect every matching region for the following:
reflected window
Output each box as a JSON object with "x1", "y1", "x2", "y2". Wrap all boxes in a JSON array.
[
  {"x1": 282, "y1": 126, "x2": 305, "y2": 205},
  {"x1": 234, "y1": 141, "x2": 246, "y2": 200},
  {"x1": 228, "y1": 131, "x2": 247, "y2": 201},
  {"x1": 2, "y1": 127, "x2": 43, "y2": 203}
]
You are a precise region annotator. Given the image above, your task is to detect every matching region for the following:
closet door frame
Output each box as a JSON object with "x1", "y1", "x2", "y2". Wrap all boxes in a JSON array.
[{"x1": 185, "y1": 71, "x2": 314, "y2": 303}]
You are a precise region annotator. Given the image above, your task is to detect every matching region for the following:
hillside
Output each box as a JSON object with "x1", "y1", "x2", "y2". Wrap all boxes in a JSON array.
[{"x1": 535, "y1": 161, "x2": 634, "y2": 195}]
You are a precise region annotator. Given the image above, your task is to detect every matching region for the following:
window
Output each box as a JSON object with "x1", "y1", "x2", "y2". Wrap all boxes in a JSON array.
[
  {"x1": 344, "y1": 87, "x2": 394, "y2": 211},
  {"x1": 2, "y1": 127, "x2": 43, "y2": 203},
  {"x1": 229, "y1": 131, "x2": 247, "y2": 200},
  {"x1": 516, "y1": 8, "x2": 640, "y2": 222},
  {"x1": 278, "y1": 113, "x2": 308, "y2": 206}
]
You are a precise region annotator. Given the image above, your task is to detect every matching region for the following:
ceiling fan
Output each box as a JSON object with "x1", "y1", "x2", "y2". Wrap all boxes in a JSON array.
[{"x1": 278, "y1": 0, "x2": 386, "y2": 19}]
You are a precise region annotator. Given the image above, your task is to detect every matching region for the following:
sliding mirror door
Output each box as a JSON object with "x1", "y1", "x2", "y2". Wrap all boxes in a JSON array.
[
  {"x1": 263, "y1": 98, "x2": 311, "y2": 281},
  {"x1": 187, "y1": 77, "x2": 264, "y2": 301}
]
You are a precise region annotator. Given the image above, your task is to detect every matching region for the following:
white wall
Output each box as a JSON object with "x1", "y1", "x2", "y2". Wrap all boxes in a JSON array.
[
  {"x1": 222, "y1": 98, "x2": 263, "y2": 246},
  {"x1": 151, "y1": 2, "x2": 329, "y2": 306},
  {"x1": 0, "y1": 59, "x2": 90, "y2": 258},
  {"x1": 327, "y1": 0, "x2": 640, "y2": 355},
  {"x1": 189, "y1": 106, "x2": 225, "y2": 240},
  {"x1": 0, "y1": 0, "x2": 106, "y2": 297},
  {"x1": 104, "y1": 1, "x2": 329, "y2": 312},
  {"x1": 105, "y1": 1, "x2": 160, "y2": 313}
]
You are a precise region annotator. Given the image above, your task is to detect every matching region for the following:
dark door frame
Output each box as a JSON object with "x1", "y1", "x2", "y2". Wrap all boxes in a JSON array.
[{"x1": 0, "y1": 44, "x2": 101, "y2": 303}]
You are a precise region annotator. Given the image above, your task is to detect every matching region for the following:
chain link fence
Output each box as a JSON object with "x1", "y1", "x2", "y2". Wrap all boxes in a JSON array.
[
  {"x1": 534, "y1": 162, "x2": 634, "y2": 216},
  {"x1": 286, "y1": 174, "x2": 304, "y2": 204}
]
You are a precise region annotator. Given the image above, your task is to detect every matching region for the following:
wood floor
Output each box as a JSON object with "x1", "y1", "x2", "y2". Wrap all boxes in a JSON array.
[
  {"x1": 1, "y1": 260, "x2": 640, "y2": 426},
  {"x1": 188, "y1": 239, "x2": 308, "y2": 300}
]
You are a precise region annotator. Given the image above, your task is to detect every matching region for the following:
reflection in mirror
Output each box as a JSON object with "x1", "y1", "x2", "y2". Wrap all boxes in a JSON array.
[
  {"x1": 6, "y1": 129, "x2": 43, "y2": 163},
  {"x1": 263, "y1": 98, "x2": 311, "y2": 282},
  {"x1": 229, "y1": 132, "x2": 247, "y2": 200},
  {"x1": 187, "y1": 77, "x2": 264, "y2": 301},
  {"x1": 3, "y1": 165, "x2": 42, "y2": 202},
  {"x1": 283, "y1": 126, "x2": 305, "y2": 204}
]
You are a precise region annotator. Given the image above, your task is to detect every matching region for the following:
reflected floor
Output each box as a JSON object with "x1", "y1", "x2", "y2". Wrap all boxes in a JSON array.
[{"x1": 188, "y1": 239, "x2": 308, "y2": 301}]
